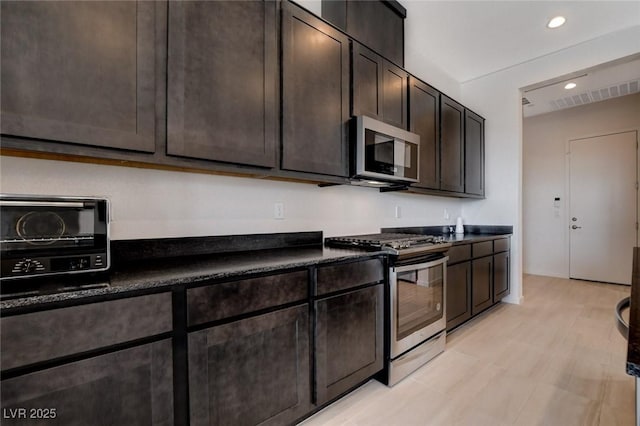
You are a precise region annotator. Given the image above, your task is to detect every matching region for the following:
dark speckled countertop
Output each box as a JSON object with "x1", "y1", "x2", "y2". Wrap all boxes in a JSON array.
[
  {"x1": 0, "y1": 246, "x2": 381, "y2": 311},
  {"x1": 626, "y1": 247, "x2": 640, "y2": 377},
  {"x1": 382, "y1": 225, "x2": 513, "y2": 244},
  {"x1": 0, "y1": 227, "x2": 512, "y2": 312},
  {"x1": 0, "y1": 231, "x2": 386, "y2": 311}
]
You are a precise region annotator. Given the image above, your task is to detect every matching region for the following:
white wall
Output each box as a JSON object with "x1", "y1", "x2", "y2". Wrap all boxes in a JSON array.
[
  {"x1": 0, "y1": 156, "x2": 466, "y2": 240},
  {"x1": 404, "y1": 2, "x2": 461, "y2": 98},
  {"x1": 523, "y1": 93, "x2": 640, "y2": 278},
  {"x1": 460, "y1": 25, "x2": 640, "y2": 304}
]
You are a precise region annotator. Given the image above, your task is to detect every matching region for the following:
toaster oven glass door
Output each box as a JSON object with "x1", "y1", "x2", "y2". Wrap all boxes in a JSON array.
[{"x1": 0, "y1": 200, "x2": 107, "y2": 255}]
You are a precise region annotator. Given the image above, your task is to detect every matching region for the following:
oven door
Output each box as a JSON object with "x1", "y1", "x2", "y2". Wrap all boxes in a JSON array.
[{"x1": 390, "y1": 256, "x2": 447, "y2": 358}]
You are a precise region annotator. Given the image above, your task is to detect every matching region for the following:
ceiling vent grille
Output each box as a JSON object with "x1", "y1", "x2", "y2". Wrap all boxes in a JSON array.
[
  {"x1": 551, "y1": 79, "x2": 640, "y2": 112},
  {"x1": 522, "y1": 97, "x2": 531, "y2": 105}
]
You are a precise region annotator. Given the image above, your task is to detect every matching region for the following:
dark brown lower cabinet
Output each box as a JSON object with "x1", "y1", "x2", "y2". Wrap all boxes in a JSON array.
[
  {"x1": 493, "y1": 251, "x2": 510, "y2": 302},
  {"x1": 446, "y1": 261, "x2": 471, "y2": 331},
  {"x1": 471, "y1": 256, "x2": 493, "y2": 315},
  {"x1": 315, "y1": 284, "x2": 383, "y2": 404},
  {"x1": 0, "y1": 339, "x2": 174, "y2": 426},
  {"x1": 188, "y1": 304, "x2": 310, "y2": 426}
]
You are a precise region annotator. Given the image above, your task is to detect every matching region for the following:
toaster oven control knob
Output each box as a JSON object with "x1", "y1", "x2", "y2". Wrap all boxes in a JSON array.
[
  {"x1": 17, "y1": 259, "x2": 43, "y2": 273},
  {"x1": 23, "y1": 261, "x2": 36, "y2": 273}
]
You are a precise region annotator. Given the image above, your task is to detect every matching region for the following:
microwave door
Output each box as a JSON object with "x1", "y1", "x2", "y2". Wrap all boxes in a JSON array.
[{"x1": 395, "y1": 137, "x2": 419, "y2": 181}]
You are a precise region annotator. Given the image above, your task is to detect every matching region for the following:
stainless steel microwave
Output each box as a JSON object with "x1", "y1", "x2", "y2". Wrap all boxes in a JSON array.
[
  {"x1": 353, "y1": 116, "x2": 420, "y2": 184},
  {"x1": 0, "y1": 195, "x2": 110, "y2": 280}
]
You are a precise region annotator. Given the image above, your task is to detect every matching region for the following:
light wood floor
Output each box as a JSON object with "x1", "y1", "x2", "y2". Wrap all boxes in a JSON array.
[{"x1": 300, "y1": 274, "x2": 634, "y2": 425}]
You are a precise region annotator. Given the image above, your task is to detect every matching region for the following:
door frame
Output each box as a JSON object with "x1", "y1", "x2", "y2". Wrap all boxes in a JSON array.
[{"x1": 564, "y1": 127, "x2": 639, "y2": 279}]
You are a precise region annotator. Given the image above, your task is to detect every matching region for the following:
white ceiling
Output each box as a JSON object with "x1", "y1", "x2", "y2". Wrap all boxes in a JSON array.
[
  {"x1": 521, "y1": 55, "x2": 640, "y2": 116},
  {"x1": 400, "y1": 0, "x2": 640, "y2": 116}
]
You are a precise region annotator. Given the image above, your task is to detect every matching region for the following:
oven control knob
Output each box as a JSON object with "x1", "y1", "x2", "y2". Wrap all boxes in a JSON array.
[
  {"x1": 21, "y1": 260, "x2": 36, "y2": 273},
  {"x1": 14, "y1": 259, "x2": 44, "y2": 274}
]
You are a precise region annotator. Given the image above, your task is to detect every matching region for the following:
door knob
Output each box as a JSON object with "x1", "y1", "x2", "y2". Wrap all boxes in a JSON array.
[{"x1": 571, "y1": 225, "x2": 582, "y2": 229}]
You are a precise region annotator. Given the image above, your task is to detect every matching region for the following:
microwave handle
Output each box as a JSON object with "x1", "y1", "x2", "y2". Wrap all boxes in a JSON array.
[
  {"x1": 0, "y1": 201, "x2": 86, "y2": 208},
  {"x1": 393, "y1": 256, "x2": 449, "y2": 273}
]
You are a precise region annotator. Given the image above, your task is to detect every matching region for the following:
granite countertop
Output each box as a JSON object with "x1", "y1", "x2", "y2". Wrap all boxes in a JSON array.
[
  {"x1": 382, "y1": 225, "x2": 513, "y2": 244},
  {"x1": 626, "y1": 247, "x2": 640, "y2": 376},
  {"x1": 0, "y1": 246, "x2": 382, "y2": 311},
  {"x1": 439, "y1": 233, "x2": 512, "y2": 245},
  {"x1": 0, "y1": 227, "x2": 513, "y2": 312}
]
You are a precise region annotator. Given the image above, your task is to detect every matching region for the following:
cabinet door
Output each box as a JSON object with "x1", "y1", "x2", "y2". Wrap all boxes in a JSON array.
[
  {"x1": 446, "y1": 261, "x2": 471, "y2": 331},
  {"x1": 493, "y1": 251, "x2": 510, "y2": 302},
  {"x1": 1, "y1": 340, "x2": 173, "y2": 425},
  {"x1": 315, "y1": 284, "x2": 383, "y2": 404},
  {"x1": 0, "y1": 1, "x2": 160, "y2": 152},
  {"x1": 167, "y1": 1, "x2": 276, "y2": 167},
  {"x1": 188, "y1": 305, "x2": 310, "y2": 426},
  {"x1": 281, "y1": 1, "x2": 350, "y2": 177},
  {"x1": 440, "y1": 95, "x2": 465, "y2": 193},
  {"x1": 382, "y1": 61, "x2": 408, "y2": 130},
  {"x1": 472, "y1": 256, "x2": 493, "y2": 315},
  {"x1": 352, "y1": 42, "x2": 383, "y2": 120},
  {"x1": 465, "y1": 110, "x2": 485, "y2": 196},
  {"x1": 409, "y1": 76, "x2": 440, "y2": 190},
  {"x1": 345, "y1": 1, "x2": 404, "y2": 66}
]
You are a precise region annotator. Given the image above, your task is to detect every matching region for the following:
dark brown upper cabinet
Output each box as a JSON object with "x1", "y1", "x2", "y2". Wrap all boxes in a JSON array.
[
  {"x1": 281, "y1": 1, "x2": 350, "y2": 177},
  {"x1": 0, "y1": 1, "x2": 162, "y2": 153},
  {"x1": 352, "y1": 42, "x2": 408, "y2": 130},
  {"x1": 408, "y1": 76, "x2": 440, "y2": 190},
  {"x1": 382, "y1": 61, "x2": 409, "y2": 130},
  {"x1": 464, "y1": 109, "x2": 485, "y2": 196},
  {"x1": 440, "y1": 95, "x2": 465, "y2": 193},
  {"x1": 352, "y1": 43, "x2": 384, "y2": 120},
  {"x1": 322, "y1": 0, "x2": 405, "y2": 66},
  {"x1": 167, "y1": 1, "x2": 277, "y2": 168}
]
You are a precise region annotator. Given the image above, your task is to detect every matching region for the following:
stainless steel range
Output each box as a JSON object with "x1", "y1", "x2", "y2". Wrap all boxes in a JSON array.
[{"x1": 325, "y1": 233, "x2": 451, "y2": 386}]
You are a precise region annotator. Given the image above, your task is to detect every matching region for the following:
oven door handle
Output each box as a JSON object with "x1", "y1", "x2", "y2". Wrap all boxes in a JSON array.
[
  {"x1": 393, "y1": 256, "x2": 449, "y2": 273},
  {"x1": 0, "y1": 201, "x2": 87, "y2": 208}
]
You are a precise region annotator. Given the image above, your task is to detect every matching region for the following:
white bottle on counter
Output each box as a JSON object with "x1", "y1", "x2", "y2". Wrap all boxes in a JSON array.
[{"x1": 455, "y1": 217, "x2": 464, "y2": 234}]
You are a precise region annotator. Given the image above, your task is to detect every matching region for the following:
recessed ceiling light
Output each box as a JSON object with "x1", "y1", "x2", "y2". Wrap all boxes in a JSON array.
[
  {"x1": 547, "y1": 16, "x2": 566, "y2": 29},
  {"x1": 564, "y1": 82, "x2": 577, "y2": 90}
]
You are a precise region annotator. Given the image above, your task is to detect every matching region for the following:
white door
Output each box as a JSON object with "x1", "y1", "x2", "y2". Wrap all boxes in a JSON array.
[{"x1": 569, "y1": 131, "x2": 638, "y2": 285}]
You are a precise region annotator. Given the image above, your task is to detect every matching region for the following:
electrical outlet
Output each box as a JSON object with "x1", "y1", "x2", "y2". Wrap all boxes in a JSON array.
[
  {"x1": 443, "y1": 208, "x2": 450, "y2": 220},
  {"x1": 274, "y1": 203, "x2": 285, "y2": 220},
  {"x1": 395, "y1": 205, "x2": 401, "y2": 219}
]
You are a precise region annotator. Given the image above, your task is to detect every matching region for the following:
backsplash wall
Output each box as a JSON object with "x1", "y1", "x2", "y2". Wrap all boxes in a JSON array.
[{"x1": 0, "y1": 156, "x2": 468, "y2": 240}]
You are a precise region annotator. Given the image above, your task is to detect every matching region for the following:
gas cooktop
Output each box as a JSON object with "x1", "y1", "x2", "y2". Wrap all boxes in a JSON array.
[{"x1": 325, "y1": 232, "x2": 451, "y2": 256}]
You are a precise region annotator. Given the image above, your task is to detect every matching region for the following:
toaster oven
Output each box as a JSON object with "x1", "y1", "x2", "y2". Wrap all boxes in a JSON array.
[{"x1": 0, "y1": 195, "x2": 110, "y2": 280}]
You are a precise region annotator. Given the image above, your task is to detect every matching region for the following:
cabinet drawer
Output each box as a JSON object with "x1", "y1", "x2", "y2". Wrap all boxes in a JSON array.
[
  {"x1": 1, "y1": 292, "x2": 172, "y2": 371},
  {"x1": 447, "y1": 244, "x2": 471, "y2": 264},
  {"x1": 187, "y1": 271, "x2": 308, "y2": 326},
  {"x1": 316, "y1": 258, "x2": 384, "y2": 296},
  {"x1": 494, "y1": 238, "x2": 510, "y2": 253},
  {"x1": 1, "y1": 339, "x2": 173, "y2": 425},
  {"x1": 472, "y1": 241, "x2": 493, "y2": 258}
]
